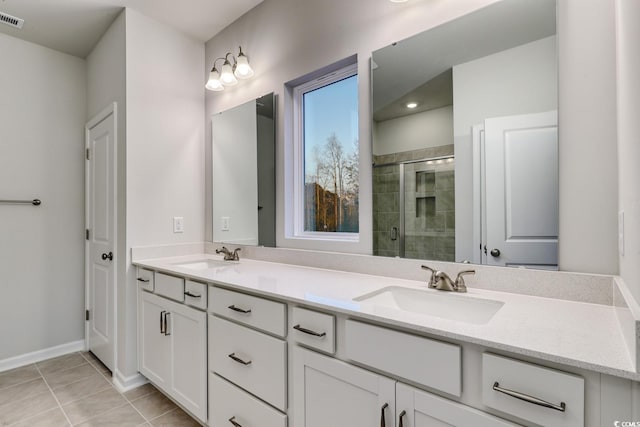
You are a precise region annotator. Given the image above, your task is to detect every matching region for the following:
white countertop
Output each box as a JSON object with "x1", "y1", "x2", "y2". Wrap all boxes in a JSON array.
[{"x1": 133, "y1": 254, "x2": 639, "y2": 381}]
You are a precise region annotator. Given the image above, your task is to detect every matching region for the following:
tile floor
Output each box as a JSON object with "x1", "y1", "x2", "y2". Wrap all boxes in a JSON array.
[{"x1": 0, "y1": 352, "x2": 201, "y2": 426}]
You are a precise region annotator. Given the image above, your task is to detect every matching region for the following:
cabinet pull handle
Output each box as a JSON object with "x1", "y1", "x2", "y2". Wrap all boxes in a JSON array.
[
  {"x1": 293, "y1": 324, "x2": 326, "y2": 337},
  {"x1": 137, "y1": 278, "x2": 150, "y2": 283},
  {"x1": 398, "y1": 410, "x2": 406, "y2": 427},
  {"x1": 228, "y1": 353, "x2": 252, "y2": 365},
  {"x1": 492, "y1": 382, "x2": 566, "y2": 412},
  {"x1": 164, "y1": 312, "x2": 171, "y2": 336},
  {"x1": 184, "y1": 291, "x2": 201, "y2": 298},
  {"x1": 228, "y1": 416, "x2": 242, "y2": 427},
  {"x1": 380, "y1": 403, "x2": 388, "y2": 427},
  {"x1": 160, "y1": 311, "x2": 166, "y2": 334},
  {"x1": 228, "y1": 305, "x2": 251, "y2": 314}
]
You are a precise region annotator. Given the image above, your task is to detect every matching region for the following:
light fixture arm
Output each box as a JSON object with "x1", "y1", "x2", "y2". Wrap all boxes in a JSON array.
[
  {"x1": 209, "y1": 57, "x2": 227, "y2": 72},
  {"x1": 206, "y1": 46, "x2": 253, "y2": 91}
]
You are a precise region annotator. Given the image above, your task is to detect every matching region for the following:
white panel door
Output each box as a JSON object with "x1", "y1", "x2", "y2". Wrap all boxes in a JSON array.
[
  {"x1": 293, "y1": 346, "x2": 396, "y2": 427},
  {"x1": 396, "y1": 382, "x2": 516, "y2": 427},
  {"x1": 86, "y1": 107, "x2": 117, "y2": 371},
  {"x1": 484, "y1": 111, "x2": 558, "y2": 268}
]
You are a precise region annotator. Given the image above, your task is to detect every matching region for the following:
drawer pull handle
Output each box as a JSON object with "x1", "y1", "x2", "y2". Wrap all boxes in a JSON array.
[
  {"x1": 164, "y1": 312, "x2": 171, "y2": 336},
  {"x1": 228, "y1": 305, "x2": 251, "y2": 314},
  {"x1": 184, "y1": 291, "x2": 201, "y2": 298},
  {"x1": 398, "y1": 410, "x2": 406, "y2": 427},
  {"x1": 380, "y1": 403, "x2": 388, "y2": 427},
  {"x1": 293, "y1": 324, "x2": 326, "y2": 337},
  {"x1": 228, "y1": 416, "x2": 242, "y2": 427},
  {"x1": 160, "y1": 311, "x2": 166, "y2": 334},
  {"x1": 492, "y1": 382, "x2": 566, "y2": 412},
  {"x1": 137, "y1": 278, "x2": 150, "y2": 283},
  {"x1": 228, "y1": 353, "x2": 252, "y2": 365}
]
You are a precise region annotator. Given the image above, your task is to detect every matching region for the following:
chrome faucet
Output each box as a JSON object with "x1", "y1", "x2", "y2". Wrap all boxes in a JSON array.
[
  {"x1": 422, "y1": 265, "x2": 475, "y2": 293},
  {"x1": 215, "y1": 246, "x2": 241, "y2": 261}
]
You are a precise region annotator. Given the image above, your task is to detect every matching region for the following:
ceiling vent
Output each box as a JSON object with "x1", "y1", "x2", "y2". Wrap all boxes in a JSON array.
[{"x1": 0, "y1": 11, "x2": 24, "y2": 29}]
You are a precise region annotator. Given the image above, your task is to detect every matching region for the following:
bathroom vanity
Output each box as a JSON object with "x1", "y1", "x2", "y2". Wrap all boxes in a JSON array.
[{"x1": 133, "y1": 251, "x2": 640, "y2": 426}]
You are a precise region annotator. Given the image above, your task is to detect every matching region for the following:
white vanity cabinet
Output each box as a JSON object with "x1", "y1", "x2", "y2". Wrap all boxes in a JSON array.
[
  {"x1": 137, "y1": 276, "x2": 207, "y2": 423},
  {"x1": 293, "y1": 346, "x2": 516, "y2": 427},
  {"x1": 208, "y1": 286, "x2": 288, "y2": 425}
]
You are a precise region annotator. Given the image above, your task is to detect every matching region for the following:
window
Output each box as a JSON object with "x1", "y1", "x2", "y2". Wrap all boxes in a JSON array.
[{"x1": 292, "y1": 63, "x2": 359, "y2": 240}]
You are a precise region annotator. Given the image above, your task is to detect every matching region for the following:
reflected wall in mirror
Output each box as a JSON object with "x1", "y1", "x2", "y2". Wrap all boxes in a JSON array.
[
  {"x1": 212, "y1": 93, "x2": 276, "y2": 246},
  {"x1": 372, "y1": 0, "x2": 558, "y2": 269}
]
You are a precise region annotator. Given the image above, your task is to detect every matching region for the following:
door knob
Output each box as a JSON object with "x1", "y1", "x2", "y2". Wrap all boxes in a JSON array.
[
  {"x1": 101, "y1": 252, "x2": 113, "y2": 261},
  {"x1": 490, "y1": 248, "x2": 501, "y2": 257}
]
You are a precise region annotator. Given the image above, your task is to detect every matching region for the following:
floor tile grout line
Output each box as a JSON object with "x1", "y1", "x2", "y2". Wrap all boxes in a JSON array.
[
  {"x1": 0, "y1": 364, "x2": 41, "y2": 393},
  {"x1": 79, "y1": 352, "x2": 113, "y2": 384},
  {"x1": 73, "y1": 401, "x2": 134, "y2": 426},
  {"x1": 126, "y1": 390, "x2": 164, "y2": 423},
  {"x1": 80, "y1": 351, "x2": 152, "y2": 424},
  {"x1": 33, "y1": 362, "x2": 73, "y2": 427},
  {"x1": 147, "y1": 407, "x2": 182, "y2": 425}
]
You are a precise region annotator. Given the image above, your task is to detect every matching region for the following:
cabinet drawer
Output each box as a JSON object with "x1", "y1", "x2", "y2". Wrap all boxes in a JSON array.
[
  {"x1": 184, "y1": 280, "x2": 207, "y2": 310},
  {"x1": 136, "y1": 268, "x2": 154, "y2": 292},
  {"x1": 482, "y1": 353, "x2": 584, "y2": 427},
  {"x1": 291, "y1": 306, "x2": 335, "y2": 354},
  {"x1": 210, "y1": 287, "x2": 286, "y2": 337},
  {"x1": 345, "y1": 320, "x2": 461, "y2": 396},
  {"x1": 154, "y1": 273, "x2": 184, "y2": 302},
  {"x1": 210, "y1": 373, "x2": 287, "y2": 427},
  {"x1": 209, "y1": 316, "x2": 287, "y2": 411}
]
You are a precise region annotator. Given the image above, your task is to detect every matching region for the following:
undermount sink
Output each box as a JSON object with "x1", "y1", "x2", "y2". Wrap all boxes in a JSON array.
[
  {"x1": 354, "y1": 286, "x2": 504, "y2": 325},
  {"x1": 171, "y1": 259, "x2": 235, "y2": 270}
]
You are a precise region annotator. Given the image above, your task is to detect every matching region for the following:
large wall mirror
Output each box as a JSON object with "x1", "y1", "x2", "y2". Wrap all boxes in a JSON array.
[
  {"x1": 372, "y1": 0, "x2": 558, "y2": 269},
  {"x1": 212, "y1": 93, "x2": 276, "y2": 247}
]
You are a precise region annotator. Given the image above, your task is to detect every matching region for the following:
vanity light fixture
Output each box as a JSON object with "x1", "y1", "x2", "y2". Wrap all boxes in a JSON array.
[
  {"x1": 389, "y1": 0, "x2": 409, "y2": 3},
  {"x1": 206, "y1": 46, "x2": 254, "y2": 91},
  {"x1": 406, "y1": 102, "x2": 418, "y2": 109}
]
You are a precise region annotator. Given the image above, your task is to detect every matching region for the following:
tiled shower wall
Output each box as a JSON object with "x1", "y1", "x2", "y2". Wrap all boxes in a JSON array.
[{"x1": 373, "y1": 145, "x2": 455, "y2": 261}]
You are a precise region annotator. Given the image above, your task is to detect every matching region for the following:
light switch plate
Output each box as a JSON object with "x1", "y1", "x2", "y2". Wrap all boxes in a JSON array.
[
  {"x1": 221, "y1": 217, "x2": 230, "y2": 231},
  {"x1": 173, "y1": 216, "x2": 184, "y2": 233}
]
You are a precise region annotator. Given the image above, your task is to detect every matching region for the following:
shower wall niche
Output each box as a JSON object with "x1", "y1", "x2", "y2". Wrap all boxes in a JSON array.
[{"x1": 373, "y1": 145, "x2": 455, "y2": 261}]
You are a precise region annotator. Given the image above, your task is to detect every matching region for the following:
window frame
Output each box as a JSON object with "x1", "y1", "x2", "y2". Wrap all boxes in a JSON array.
[{"x1": 291, "y1": 63, "x2": 359, "y2": 242}]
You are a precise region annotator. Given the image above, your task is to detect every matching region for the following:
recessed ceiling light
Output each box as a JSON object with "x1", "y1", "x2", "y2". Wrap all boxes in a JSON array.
[{"x1": 406, "y1": 102, "x2": 418, "y2": 109}]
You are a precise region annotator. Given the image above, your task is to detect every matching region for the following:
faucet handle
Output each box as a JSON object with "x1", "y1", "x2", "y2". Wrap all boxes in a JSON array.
[
  {"x1": 232, "y1": 248, "x2": 241, "y2": 261},
  {"x1": 455, "y1": 269, "x2": 475, "y2": 293},
  {"x1": 421, "y1": 265, "x2": 437, "y2": 288}
]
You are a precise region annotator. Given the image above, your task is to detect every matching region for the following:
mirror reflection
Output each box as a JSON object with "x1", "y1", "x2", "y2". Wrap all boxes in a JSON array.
[
  {"x1": 212, "y1": 93, "x2": 276, "y2": 247},
  {"x1": 372, "y1": 0, "x2": 558, "y2": 269}
]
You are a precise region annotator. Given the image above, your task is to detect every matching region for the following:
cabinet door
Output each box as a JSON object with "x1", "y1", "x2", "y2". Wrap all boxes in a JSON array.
[
  {"x1": 138, "y1": 291, "x2": 171, "y2": 391},
  {"x1": 293, "y1": 347, "x2": 396, "y2": 427},
  {"x1": 165, "y1": 298, "x2": 207, "y2": 423},
  {"x1": 396, "y1": 383, "x2": 516, "y2": 427}
]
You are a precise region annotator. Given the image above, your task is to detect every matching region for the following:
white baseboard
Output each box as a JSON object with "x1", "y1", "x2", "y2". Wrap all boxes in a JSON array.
[
  {"x1": 0, "y1": 340, "x2": 86, "y2": 373},
  {"x1": 113, "y1": 369, "x2": 148, "y2": 393}
]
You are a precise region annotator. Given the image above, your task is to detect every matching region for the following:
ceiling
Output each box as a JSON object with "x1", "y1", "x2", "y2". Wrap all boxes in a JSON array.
[
  {"x1": 372, "y1": 0, "x2": 556, "y2": 121},
  {"x1": 0, "y1": 0, "x2": 263, "y2": 58}
]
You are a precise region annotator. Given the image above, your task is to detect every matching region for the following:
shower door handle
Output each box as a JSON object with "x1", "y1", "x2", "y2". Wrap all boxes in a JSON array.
[{"x1": 390, "y1": 227, "x2": 398, "y2": 241}]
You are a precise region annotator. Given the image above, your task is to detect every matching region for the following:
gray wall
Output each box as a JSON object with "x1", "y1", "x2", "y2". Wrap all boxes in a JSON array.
[
  {"x1": 615, "y1": 0, "x2": 640, "y2": 304},
  {"x1": 86, "y1": 11, "x2": 128, "y2": 377},
  {"x1": 557, "y1": 0, "x2": 618, "y2": 274},
  {"x1": 0, "y1": 33, "x2": 86, "y2": 360}
]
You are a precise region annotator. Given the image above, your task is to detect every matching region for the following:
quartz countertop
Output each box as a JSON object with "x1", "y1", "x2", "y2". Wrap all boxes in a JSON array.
[{"x1": 133, "y1": 254, "x2": 639, "y2": 381}]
